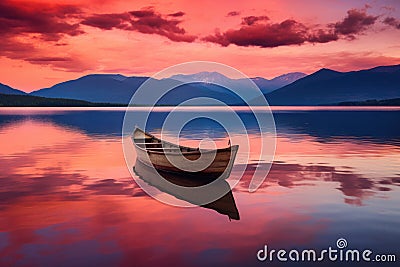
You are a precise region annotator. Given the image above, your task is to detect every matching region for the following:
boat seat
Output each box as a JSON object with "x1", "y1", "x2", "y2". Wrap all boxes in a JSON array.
[
  {"x1": 133, "y1": 138, "x2": 153, "y2": 142},
  {"x1": 134, "y1": 142, "x2": 163, "y2": 145},
  {"x1": 146, "y1": 148, "x2": 183, "y2": 150}
]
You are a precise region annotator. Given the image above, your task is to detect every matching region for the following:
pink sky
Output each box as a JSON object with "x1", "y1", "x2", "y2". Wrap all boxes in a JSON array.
[{"x1": 1, "y1": 0, "x2": 399, "y2": 92}]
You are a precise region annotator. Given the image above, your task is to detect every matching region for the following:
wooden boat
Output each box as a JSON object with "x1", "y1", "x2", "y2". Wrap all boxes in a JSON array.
[
  {"x1": 134, "y1": 160, "x2": 240, "y2": 220},
  {"x1": 132, "y1": 128, "x2": 239, "y2": 179}
]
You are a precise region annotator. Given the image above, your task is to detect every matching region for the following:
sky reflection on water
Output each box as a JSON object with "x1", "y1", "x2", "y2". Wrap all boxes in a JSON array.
[{"x1": 0, "y1": 108, "x2": 399, "y2": 266}]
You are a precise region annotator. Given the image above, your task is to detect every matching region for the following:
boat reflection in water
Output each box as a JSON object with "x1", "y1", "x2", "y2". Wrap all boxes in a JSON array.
[{"x1": 134, "y1": 160, "x2": 240, "y2": 220}]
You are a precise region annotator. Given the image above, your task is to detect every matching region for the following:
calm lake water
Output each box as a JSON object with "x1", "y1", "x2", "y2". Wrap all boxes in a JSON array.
[{"x1": 0, "y1": 107, "x2": 399, "y2": 266}]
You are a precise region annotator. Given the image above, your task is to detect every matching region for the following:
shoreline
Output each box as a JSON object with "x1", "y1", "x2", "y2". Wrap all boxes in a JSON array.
[{"x1": 1, "y1": 106, "x2": 400, "y2": 111}]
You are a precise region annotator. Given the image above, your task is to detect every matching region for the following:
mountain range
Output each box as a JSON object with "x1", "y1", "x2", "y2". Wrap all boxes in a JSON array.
[
  {"x1": 169, "y1": 71, "x2": 306, "y2": 95},
  {"x1": 29, "y1": 75, "x2": 246, "y2": 105},
  {"x1": 263, "y1": 65, "x2": 400, "y2": 105},
  {"x1": 24, "y1": 71, "x2": 305, "y2": 105},
  {"x1": 0, "y1": 64, "x2": 399, "y2": 106}
]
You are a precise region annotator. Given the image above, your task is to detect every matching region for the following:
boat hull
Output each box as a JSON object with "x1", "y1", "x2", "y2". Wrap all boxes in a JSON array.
[
  {"x1": 132, "y1": 128, "x2": 238, "y2": 179},
  {"x1": 135, "y1": 145, "x2": 238, "y2": 179}
]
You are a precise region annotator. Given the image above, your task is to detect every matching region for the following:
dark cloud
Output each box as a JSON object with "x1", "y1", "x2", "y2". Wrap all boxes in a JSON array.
[
  {"x1": 308, "y1": 29, "x2": 339, "y2": 43},
  {"x1": 314, "y1": 8, "x2": 378, "y2": 42},
  {"x1": 130, "y1": 9, "x2": 156, "y2": 18},
  {"x1": 203, "y1": 19, "x2": 308, "y2": 47},
  {"x1": 24, "y1": 56, "x2": 92, "y2": 72},
  {"x1": 227, "y1": 11, "x2": 240, "y2": 17},
  {"x1": 129, "y1": 8, "x2": 196, "y2": 42},
  {"x1": 0, "y1": 0, "x2": 89, "y2": 71},
  {"x1": 383, "y1": 17, "x2": 400, "y2": 29},
  {"x1": 26, "y1": 57, "x2": 70, "y2": 62},
  {"x1": 333, "y1": 9, "x2": 378, "y2": 37},
  {"x1": 81, "y1": 13, "x2": 130, "y2": 30},
  {"x1": 0, "y1": 38, "x2": 34, "y2": 59},
  {"x1": 0, "y1": 0, "x2": 84, "y2": 41},
  {"x1": 168, "y1": 11, "x2": 185, "y2": 17},
  {"x1": 0, "y1": 3, "x2": 194, "y2": 71},
  {"x1": 0, "y1": 37, "x2": 90, "y2": 71},
  {"x1": 82, "y1": 7, "x2": 196, "y2": 42},
  {"x1": 203, "y1": 8, "x2": 378, "y2": 48},
  {"x1": 241, "y1": 15, "x2": 269, "y2": 25}
]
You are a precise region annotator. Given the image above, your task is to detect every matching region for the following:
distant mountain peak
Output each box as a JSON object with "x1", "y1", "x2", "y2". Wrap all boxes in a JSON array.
[
  {"x1": 169, "y1": 71, "x2": 232, "y2": 83},
  {"x1": 271, "y1": 72, "x2": 307, "y2": 82},
  {"x1": 315, "y1": 68, "x2": 341, "y2": 74}
]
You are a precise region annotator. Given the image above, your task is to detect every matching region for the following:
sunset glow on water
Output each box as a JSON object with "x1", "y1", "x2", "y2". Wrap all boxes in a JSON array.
[{"x1": 0, "y1": 108, "x2": 399, "y2": 266}]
